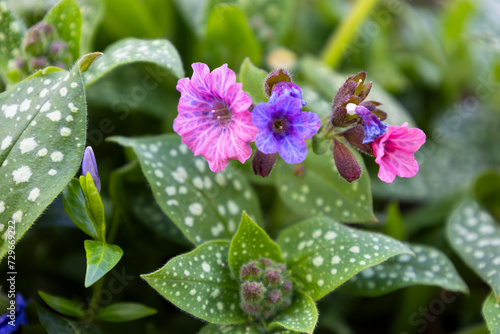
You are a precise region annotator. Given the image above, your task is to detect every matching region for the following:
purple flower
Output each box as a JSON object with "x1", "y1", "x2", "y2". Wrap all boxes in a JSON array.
[
  {"x1": 354, "y1": 105, "x2": 387, "y2": 144},
  {"x1": 252, "y1": 94, "x2": 321, "y2": 164},
  {"x1": 269, "y1": 82, "x2": 307, "y2": 107},
  {"x1": 82, "y1": 146, "x2": 101, "y2": 192},
  {"x1": 174, "y1": 63, "x2": 258, "y2": 172},
  {"x1": 0, "y1": 294, "x2": 28, "y2": 334}
]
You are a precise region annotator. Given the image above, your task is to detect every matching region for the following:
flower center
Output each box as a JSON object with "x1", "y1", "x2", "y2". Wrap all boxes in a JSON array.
[
  {"x1": 211, "y1": 101, "x2": 232, "y2": 126},
  {"x1": 271, "y1": 116, "x2": 289, "y2": 136}
]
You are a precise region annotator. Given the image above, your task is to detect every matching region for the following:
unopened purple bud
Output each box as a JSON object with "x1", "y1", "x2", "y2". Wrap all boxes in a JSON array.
[
  {"x1": 252, "y1": 150, "x2": 276, "y2": 177},
  {"x1": 241, "y1": 302, "x2": 260, "y2": 315},
  {"x1": 240, "y1": 262, "x2": 261, "y2": 280},
  {"x1": 259, "y1": 258, "x2": 273, "y2": 267},
  {"x1": 264, "y1": 269, "x2": 280, "y2": 285},
  {"x1": 333, "y1": 139, "x2": 362, "y2": 183},
  {"x1": 282, "y1": 280, "x2": 293, "y2": 294},
  {"x1": 82, "y1": 146, "x2": 101, "y2": 192},
  {"x1": 29, "y1": 57, "x2": 48, "y2": 71},
  {"x1": 242, "y1": 282, "x2": 266, "y2": 303},
  {"x1": 355, "y1": 105, "x2": 387, "y2": 144},
  {"x1": 267, "y1": 290, "x2": 282, "y2": 305},
  {"x1": 50, "y1": 41, "x2": 67, "y2": 57},
  {"x1": 264, "y1": 68, "x2": 292, "y2": 97}
]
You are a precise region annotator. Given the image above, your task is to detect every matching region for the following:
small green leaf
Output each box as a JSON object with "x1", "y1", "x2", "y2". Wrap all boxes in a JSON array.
[
  {"x1": 80, "y1": 173, "x2": 105, "y2": 241},
  {"x1": 43, "y1": 0, "x2": 82, "y2": 62},
  {"x1": 62, "y1": 178, "x2": 98, "y2": 239},
  {"x1": 0, "y1": 62, "x2": 87, "y2": 260},
  {"x1": 483, "y1": 292, "x2": 500, "y2": 333},
  {"x1": 110, "y1": 134, "x2": 263, "y2": 246},
  {"x1": 239, "y1": 58, "x2": 268, "y2": 104},
  {"x1": 447, "y1": 200, "x2": 500, "y2": 298},
  {"x1": 78, "y1": 52, "x2": 103, "y2": 73},
  {"x1": 38, "y1": 290, "x2": 85, "y2": 318},
  {"x1": 0, "y1": 0, "x2": 25, "y2": 86},
  {"x1": 276, "y1": 217, "x2": 412, "y2": 300},
  {"x1": 83, "y1": 38, "x2": 184, "y2": 86},
  {"x1": 37, "y1": 305, "x2": 102, "y2": 334},
  {"x1": 267, "y1": 291, "x2": 318, "y2": 334},
  {"x1": 229, "y1": 212, "x2": 284, "y2": 278},
  {"x1": 95, "y1": 303, "x2": 156, "y2": 322},
  {"x1": 343, "y1": 244, "x2": 469, "y2": 296},
  {"x1": 142, "y1": 241, "x2": 246, "y2": 325},
  {"x1": 84, "y1": 240, "x2": 123, "y2": 287},
  {"x1": 77, "y1": 0, "x2": 105, "y2": 53},
  {"x1": 275, "y1": 148, "x2": 376, "y2": 223}
]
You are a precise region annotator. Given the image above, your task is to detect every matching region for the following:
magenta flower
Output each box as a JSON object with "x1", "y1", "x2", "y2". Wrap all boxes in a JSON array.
[
  {"x1": 174, "y1": 63, "x2": 258, "y2": 172},
  {"x1": 371, "y1": 122, "x2": 426, "y2": 183}
]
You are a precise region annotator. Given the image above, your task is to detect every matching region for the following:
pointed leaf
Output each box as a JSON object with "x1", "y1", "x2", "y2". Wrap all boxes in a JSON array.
[
  {"x1": 142, "y1": 241, "x2": 246, "y2": 325},
  {"x1": 267, "y1": 291, "x2": 318, "y2": 334},
  {"x1": 229, "y1": 212, "x2": 284, "y2": 278},
  {"x1": 84, "y1": 240, "x2": 123, "y2": 287},
  {"x1": 239, "y1": 58, "x2": 268, "y2": 104},
  {"x1": 38, "y1": 290, "x2": 85, "y2": 318},
  {"x1": 343, "y1": 244, "x2": 469, "y2": 296},
  {"x1": 0, "y1": 0, "x2": 25, "y2": 85},
  {"x1": 43, "y1": 0, "x2": 82, "y2": 61},
  {"x1": 78, "y1": 52, "x2": 103, "y2": 73},
  {"x1": 95, "y1": 303, "x2": 156, "y2": 322},
  {"x1": 483, "y1": 292, "x2": 500, "y2": 333},
  {"x1": 0, "y1": 63, "x2": 87, "y2": 260},
  {"x1": 77, "y1": 0, "x2": 105, "y2": 53},
  {"x1": 80, "y1": 174, "x2": 105, "y2": 241},
  {"x1": 62, "y1": 178, "x2": 98, "y2": 239},
  {"x1": 276, "y1": 217, "x2": 413, "y2": 300},
  {"x1": 110, "y1": 134, "x2": 263, "y2": 246},
  {"x1": 83, "y1": 38, "x2": 184, "y2": 86},
  {"x1": 38, "y1": 305, "x2": 102, "y2": 334},
  {"x1": 447, "y1": 200, "x2": 500, "y2": 298},
  {"x1": 275, "y1": 148, "x2": 376, "y2": 223}
]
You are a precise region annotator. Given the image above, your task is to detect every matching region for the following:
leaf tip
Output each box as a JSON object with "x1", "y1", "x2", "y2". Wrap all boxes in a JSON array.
[{"x1": 78, "y1": 52, "x2": 103, "y2": 73}]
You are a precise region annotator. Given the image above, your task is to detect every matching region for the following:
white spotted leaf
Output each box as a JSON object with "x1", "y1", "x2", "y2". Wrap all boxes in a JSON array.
[
  {"x1": 267, "y1": 291, "x2": 318, "y2": 334},
  {"x1": 142, "y1": 241, "x2": 247, "y2": 325},
  {"x1": 342, "y1": 244, "x2": 469, "y2": 296},
  {"x1": 276, "y1": 217, "x2": 413, "y2": 300},
  {"x1": 83, "y1": 38, "x2": 184, "y2": 87},
  {"x1": 198, "y1": 323, "x2": 262, "y2": 334},
  {"x1": 447, "y1": 200, "x2": 500, "y2": 298},
  {"x1": 0, "y1": 62, "x2": 87, "y2": 260},
  {"x1": 483, "y1": 292, "x2": 500, "y2": 333},
  {"x1": 76, "y1": 0, "x2": 105, "y2": 54},
  {"x1": 110, "y1": 134, "x2": 263, "y2": 246},
  {"x1": 275, "y1": 148, "x2": 376, "y2": 223},
  {"x1": 0, "y1": 0, "x2": 26, "y2": 86},
  {"x1": 228, "y1": 212, "x2": 285, "y2": 278},
  {"x1": 43, "y1": 0, "x2": 82, "y2": 62},
  {"x1": 84, "y1": 240, "x2": 123, "y2": 288}
]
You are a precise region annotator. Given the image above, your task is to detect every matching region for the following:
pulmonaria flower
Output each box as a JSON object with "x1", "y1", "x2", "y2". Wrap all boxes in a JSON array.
[
  {"x1": 269, "y1": 82, "x2": 307, "y2": 106},
  {"x1": 252, "y1": 94, "x2": 321, "y2": 164},
  {"x1": 0, "y1": 294, "x2": 29, "y2": 333},
  {"x1": 371, "y1": 122, "x2": 426, "y2": 183},
  {"x1": 174, "y1": 63, "x2": 258, "y2": 172},
  {"x1": 350, "y1": 104, "x2": 387, "y2": 144},
  {"x1": 82, "y1": 146, "x2": 101, "y2": 192}
]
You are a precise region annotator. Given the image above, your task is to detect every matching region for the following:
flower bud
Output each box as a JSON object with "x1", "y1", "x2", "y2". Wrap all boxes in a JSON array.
[
  {"x1": 342, "y1": 125, "x2": 374, "y2": 156},
  {"x1": 240, "y1": 261, "x2": 261, "y2": 280},
  {"x1": 264, "y1": 269, "x2": 280, "y2": 286},
  {"x1": 82, "y1": 146, "x2": 101, "y2": 193},
  {"x1": 49, "y1": 40, "x2": 67, "y2": 57},
  {"x1": 28, "y1": 57, "x2": 48, "y2": 71},
  {"x1": 241, "y1": 281, "x2": 266, "y2": 303},
  {"x1": 264, "y1": 68, "x2": 292, "y2": 97},
  {"x1": 333, "y1": 139, "x2": 362, "y2": 183},
  {"x1": 269, "y1": 81, "x2": 306, "y2": 106},
  {"x1": 252, "y1": 150, "x2": 276, "y2": 177}
]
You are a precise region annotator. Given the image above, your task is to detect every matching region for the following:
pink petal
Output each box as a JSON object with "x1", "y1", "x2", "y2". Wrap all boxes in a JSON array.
[
  {"x1": 388, "y1": 127, "x2": 426, "y2": 153},
  {"x1": 227, "y1": 83, "x2": 252, "y2": 114},
  {"x1": 204, "y1": 128, "x2": 253, "y2": 172},
  {"x1": 210, "y1": 64, "x2": 236, "y2": 99},
  {"x1": 232, "y1": 111, "x2": 258, "y2": 143},
  {"x1": 190, "y1": 63, "x2": 211, "y2": 95}
]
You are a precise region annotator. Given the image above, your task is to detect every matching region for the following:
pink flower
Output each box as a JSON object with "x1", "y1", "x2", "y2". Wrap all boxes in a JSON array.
[
  {"x1": 371, "y1": 122, "x2": 426, "y2": 183},
  {"x1": 174, "y1": 63, "x2": 258, "y2": 172}
]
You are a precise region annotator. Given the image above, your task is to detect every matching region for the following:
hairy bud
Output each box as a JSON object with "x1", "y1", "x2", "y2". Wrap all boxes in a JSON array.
[
  {"x1": 333, "y1": 139, "x2": 362, "y2": 183},
  {"x1": 264, "y1": 68, "x2": 292, "y2": 97},
  {"x1": 252, "y1": 150, "x2": 276, "y2": 177}
]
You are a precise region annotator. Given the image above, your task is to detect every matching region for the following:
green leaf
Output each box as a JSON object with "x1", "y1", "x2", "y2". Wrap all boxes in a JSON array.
[
  {"x1": 37, "y1": 305, "x2": 102, "y2": 334},
  {"x1": 38, "y1": 290, "x2": 85, "y2": 318},
  {"x1": 228, "y1": 212, "x2": 284, "y2": 278},
  {"x1": 172, "y1": 0, "x2": 212, "y2": 36},
  {"x1": 474, "y1": 169, "x2": 500, "y2": 220},
  {"x1": 342, "y1": 244, "x2": 469, "y2": 296},
  {"x1": 447, "y1": 200, "x2": 500, "y2": 298},
  {"x1": 83, "y1": 38, "x2": 184, "y2": 87},
  {"x1": 142, "y1": 241, "x2": 246, "y2": 325},
  {"x1": 78, "y1": 52, "x2": 103, "y2": 73},
  {"x1": 276, "y1": 217, "x2": 412, "y2": 300},
  {"x1": 0, "y1": 0, "x2": 25, "y2": 86},
  {"x1": 275, "y1": 148, "x2": 376, "y2": 223},
  {"x1": 0, "y1": 62, "x2": 87, "y2": 260},
  {"x1": 95, "y1": 302, "x2": 156, "y2": 322},
  {"x1": 110, "y1": 134, "x2": 263, "y2": 246},
  {"x1": 43, "y1": 0, "x2": 82, "y2": 62},
  {"x1": 77, "y1": 0, "x2": 105, "y2": 53},
  {"x1": 483, "y1": 292, "x2": 500, "y2": 333},
  {"x1": 267, "y1": 291, "x2": 318, "y2": 334},
  {"x1": 80, "y1": 173, "x2": 105, "y2": 241},
  {"x1": 84, "y1": 240, "x2": 123, "y2": 287},
  {"x1": 239, "y1": 58, "x2": 268, "y2": 104},
  {"x1": 62, "y1": 179, "x2": 98, "y2": 239},
  {"x1": 198, "y1": 323, "x2": 262, "y2": 334}
]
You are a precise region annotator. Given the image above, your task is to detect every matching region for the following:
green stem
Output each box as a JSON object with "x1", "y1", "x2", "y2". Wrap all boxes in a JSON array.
[
  {"x1": 320, "y1": 0, "x2": 380, "y2": 68},
  {"x1": 86, "y1": 276, "x2": 104, "y2": 321}
]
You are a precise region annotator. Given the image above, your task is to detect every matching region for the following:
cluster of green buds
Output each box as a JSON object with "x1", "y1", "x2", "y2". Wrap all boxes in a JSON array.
[
  {"x1": 9, "y1": 22, "x2": 71, "y2": 82},
  {"x1": 239, "y1": 258, "x2": 293, "y2": 320}
]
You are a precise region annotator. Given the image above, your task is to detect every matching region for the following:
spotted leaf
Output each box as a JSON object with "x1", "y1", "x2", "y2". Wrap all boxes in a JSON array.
[
  {"x1": 276, "y1": 217, "x2": 412, "y2": 300},
  {"x1": 267, "y1": 291, "x2": 318, "y2": 334},
  {"x1": 0, "y1": 0, "x2": 26, "y2": 86},
  {"x1": 343, "y1": 244, "x2": 468, "y2": 296},
  {"x1": 43, "y1": 0, "x2": 82, "y2": 62},
  {"x1": 84, "y1": 240, "x2": 123, "y2": 288},
  {"x1": 77, "y1": 0, "x2": 105, "y2": 54},
  {"x1": 275, "y1": 148, "x2": 376, "y2": 223},
  {"x1": 229, "y1": 212, "x2": 284, "y2": 278},
  {"x1": 483, "y1": 292, "x2": 500, "y2": 333},
  {"x1": 198, "y1": 323, "x2": 262, "y2": 334},
  {"x1": 447, "y1": 200, "x2": 500, "y2": 298},
  {"x1": 83, "y1": 38, "x2": 184, "y2": 87},
  {"x1": 0, "y1": 62, "x2": 87, "y2": 260},
  {"x1": 142, "y1": 241, "x2": 246, "y2": 325},
  {"x1": 110, "y1": 134, "x2": 263, "y2": 246}
]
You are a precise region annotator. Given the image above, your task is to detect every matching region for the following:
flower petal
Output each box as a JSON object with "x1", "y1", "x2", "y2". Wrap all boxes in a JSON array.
[
  {"x1": 233, "y1": 111, "x2": 258, "y2": 143},
  {"x1": 252, "y1": 102, "x2": 274, "y2": 129},
  {"x1": 227, "y1": 83, "x2": 252, "y2": 113},
  {"x1": 278, "y1": 135, "x2": 307, "y2": 164},
  {"x1": 255, "y1": 131, "x2": 279, "y2": 154},
  {"x1": 203, "y1": 128, "x2": 253, "y2": 172},
  {"x1": 387, "y1": 126, "x2": 426, "y2": 153},
  {"x1": 275, "y1": 94, "x2": 303, "y2": 117},
  {"x1": 190, "y1": 62, "x2": 211, "y2": 95},
  {"x1": 210, "y1": 64, "x2": 237, "y2": 99},
  {"x1": 293, "y1": 112, "x2": 321, "y2": 139}
]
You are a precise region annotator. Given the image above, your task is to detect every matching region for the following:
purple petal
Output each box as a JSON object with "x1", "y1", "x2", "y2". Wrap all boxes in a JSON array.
[
  {"x1": 252, "y1": 102, "x2": 274, "y2": 129},
  {"x1": 82, "y1": 146, "x2": 100, "y2": 192},
  {"x1": 255, "y1": 131, "x2": 279, "y2": 154},
  {"x1": 293, "y1": 112, "x2": 321, "y2": 139},
  {"x1": 278, "y1": 135, "x2": 307, "y2": 164},
  {"x1": 274, "y1": 94, "x2": 303, "y2": 117}
]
